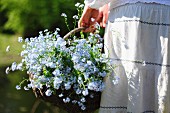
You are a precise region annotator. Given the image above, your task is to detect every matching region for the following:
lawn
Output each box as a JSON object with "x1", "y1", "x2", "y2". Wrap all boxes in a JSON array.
[{"x1": 0, "y1": 33, "x2": 23, "y2": 66}]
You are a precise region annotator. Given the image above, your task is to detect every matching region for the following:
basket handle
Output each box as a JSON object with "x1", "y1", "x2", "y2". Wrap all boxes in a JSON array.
[{"x1": 63, "y1": 27, "x2": 86, "y2": 39}]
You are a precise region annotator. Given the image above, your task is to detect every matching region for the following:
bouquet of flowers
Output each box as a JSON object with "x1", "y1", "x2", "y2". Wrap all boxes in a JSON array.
[{"x1": 6, "y1": 3, "x2": 117, "y2": 113}]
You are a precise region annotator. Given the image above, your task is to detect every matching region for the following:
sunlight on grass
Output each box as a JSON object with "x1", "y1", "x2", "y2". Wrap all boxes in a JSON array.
[{"x1": 0, "y1": 33, "x2": 23, "y2": 66}]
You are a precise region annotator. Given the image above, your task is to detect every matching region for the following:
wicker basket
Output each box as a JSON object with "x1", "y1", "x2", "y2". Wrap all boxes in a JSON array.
[
  {"x1": 32, "y1": 86, "x2": 101, "y2": 113},
  {"x1": 30, "y1": 27, "x2": 101, "y2": 113}
]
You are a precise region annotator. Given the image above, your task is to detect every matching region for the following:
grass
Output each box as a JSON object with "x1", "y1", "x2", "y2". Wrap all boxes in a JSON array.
[{"x1": 0, "y1": 33, "x2": 23, "y2": 66}]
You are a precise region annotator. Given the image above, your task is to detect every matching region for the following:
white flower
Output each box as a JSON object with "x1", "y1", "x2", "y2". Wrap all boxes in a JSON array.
[
  {"x1": 52, "y1": 69, "x2": 61, "y2": 76},
  {"x1": 17, "y1": 63, "x2": 23, "y2": 70},
  {"x1": 81, "y1": 58, "x2": 86, "y2": 62},
  {"x1": 81, "y1": 105, "x2": 86, "y2": 110},
  {"x1": 44, "y1": 29, "x2": 48, "y2": 32},
  {"x1": 79, "y1": 39, "x2": 86, "y2": 44},
  {"x1": 78, "y1": 77, "x2": 83, "y2": 84},
  {"x1": 78, "y1": 102, "x2": 83, "y2": 106},
  {"x1": 27, "y1": 83, "x2": 33, "y2": 88},
  {"x1": 64, "y1": 82, "x2": 71, "y2": 90},
  {"x1": 63, "y1": 97, "x2": 70, "y2": 103},
  {"x1": 95, "y1": 34, "x2": 101, "y2": 38},
  {"x1": 88, "y1": 82, "x2": 96, "y2": 90},
  {"x1": 47, "y1": 62, "x2": 56, "y2": 68},
  {"x1": 84, "y1": 72, "x2": 89, "y2": 80},
  {"x1": 66, "y1": 67, "x2": 71, "y2": 73},
  {"x1": 82, "y1": 88, "x2": 88, "y2": 96},
  {"x1": 56, "y1": 28, "x2": 60, "y2": 31},
  {"x1": 33, "y1": 75, "x2": 38, "y2": 79},
  {"x1": 73, "y1": 15, "x2": 78, "y2": 20},
  {"x1": 72, "y1": 55, "x2": 79, "y2": 63},
  {"x1": 72, "y1": 100, "x2": 77, "y2": 104},
  {"x1": 16, "y1": 85, "x2": 21, "y2": 90},
  {"x1": 93, "y1": 67, "x2": 99, "y2": 72},
  {"x1": 79, "y1": 4, "x2": 84, "y2": 8},
  {"x1": 11, "y1": 62, "x2": 17, "y2": 71},
  {"x1": 98, "y1": 82, "x2": 105, "y2": 91},
  {"x1": 5, "y1": 67, "x2": 10, "y2": 74},
  {"x1": 87, "y1": 61, "x2": 92, "y2": 65},
  {"x1": 96, "y1": 43, "x2": 103, "y2": 48},
  {"x1": 6, "y1": 46, "x2": 10, "y2": 52},
  {"x1": 38, "y1": 76, "x2": 48, "y2": 82},
  {"x1": 35, "y1": 82, "x2": 43, "y2": 89},
  {"x1": 25, "y1": 38, "x2": 29, "y2": 42},
  {"x1": 75, "y1": 2, "x2": 80, "y2": 7},
  {"x1": 55, "y1": 37, "x2": 66, "y2": 47},
  {"x1": 24, "y1": 86, "x2": 29, "y2": 90},
  {"x1": 58, "y1": 93, "x2": 64, "y2": 97},
  {"x1": 54, "y1": 77, "x2": 63, "y2": 84},
  {"x1": 18, "y1": 37, "x2": 23, "y2": 43},
  {"x1": 76, "y1": 88, "x2": 81, "y2": 94},
  {"x1": 75, "y1": 64, "x2": 85, "y2": 72},
  {"x1": 99, "y1": 71, "x2": 107, "y2": 77},
  {"x1": 61, "y1": 13, "x2": 67, "y2": 17},
  {"x1": 45, "y1": 89, "x2": 52, "y2": 96},
  {"x1": 80, "y1": 97, "x2": 86, "y2": 103},
  {"x1": 54, "y1": 83, "x2": 60, "y2": 89}
]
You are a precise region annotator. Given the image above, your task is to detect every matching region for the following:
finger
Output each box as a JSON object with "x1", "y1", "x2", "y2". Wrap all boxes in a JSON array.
[
  {"x1": 102, "y1": 12, "x2": 108, "y2": 27},
  {"x1": 97, "y1": 16, "x2": 103, "y2": 27},
  {"x1": 92, "y1": 11, "x2": 102, "y2": 26},
  {"x1": 79, "y1": 20, "x2": 89, "y2": 28},
  {"x1": 78, "y1": 15, "x2": 90, "y2": 28},
  {"x1": 83, "y1": 26, "x2": 96, "y2": 33},
  {"x1": 78, "y1": 6, "x2": 92, "y2": 28}
]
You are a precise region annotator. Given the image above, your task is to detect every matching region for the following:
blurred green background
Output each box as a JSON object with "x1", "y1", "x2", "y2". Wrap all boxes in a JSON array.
[{"x1": 0, "y1": 0, "x2": 83, "y2": 113}]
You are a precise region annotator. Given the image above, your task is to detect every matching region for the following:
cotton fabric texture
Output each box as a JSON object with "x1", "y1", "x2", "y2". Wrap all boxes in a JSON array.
[
  {"x1": 98, "y1": 3, "x2": 170, "y2": 113},
  {"x1": 84, "y1": 0, "x2": 170, "y2": 9}
]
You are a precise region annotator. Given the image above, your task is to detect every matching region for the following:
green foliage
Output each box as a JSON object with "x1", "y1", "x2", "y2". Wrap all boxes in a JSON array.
[{"x1": 0, "y1": 0, "x2": 83, "y2": 37}]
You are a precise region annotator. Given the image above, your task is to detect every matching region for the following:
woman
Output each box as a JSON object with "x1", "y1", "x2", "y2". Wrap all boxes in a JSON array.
[{"x1": 79, "y1": 0, "x2": 170, "y2": 113}]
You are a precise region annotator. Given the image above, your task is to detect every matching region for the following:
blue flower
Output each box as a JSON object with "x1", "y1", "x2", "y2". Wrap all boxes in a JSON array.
[
  {"x1": 82, "y1": 89, "x2": 89, "y2": 96},
  {"x1": 63, "y1": 97, "x2": 70, "y2": 103},
  {"x1": 45, "y1": 89, "x2": 52, "y2": 96},
  {"x1": 53, "y1": 69, "x2": 61, "y2": 76},
  {"x1": 80, "y1": 97, "x2": 86, "y2": 102},
  {"x1": 61, "y1": 13, "x2": 67, "y2": 17},
  {"x1": 18, "y1": 37, "x2": 23, "y2": 43},
  {"x1": 11, "y1": 62, "x2": 17, "y2": 71},
  {"x1": 16, "y1": 85, "x2": 21, "y2": 90},
  {"x1": 5, "y1": 67, "x2": 10, "y2": 74},
  {"x1": 6, "y1": 45, "x2": 10, "y2": 52}
]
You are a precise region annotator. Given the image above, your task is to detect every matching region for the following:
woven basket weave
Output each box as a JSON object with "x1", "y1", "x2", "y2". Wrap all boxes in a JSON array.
[
  {"x1": 33, "y1": 86, "x2": 101, "y2": 113},
  {"x1": 30, "y1": 27, "x2": 101, "y2": 113}
]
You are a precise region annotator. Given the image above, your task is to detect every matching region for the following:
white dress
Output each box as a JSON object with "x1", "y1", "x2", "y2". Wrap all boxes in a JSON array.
[{"x1": 84, "y1": 1, "x2": 170, "y2": 113}]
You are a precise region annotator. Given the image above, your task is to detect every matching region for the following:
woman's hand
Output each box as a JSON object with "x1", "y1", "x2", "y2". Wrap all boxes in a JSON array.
[
  {"x1": 78, "y1": 4, "x2": 109, "y2": 32},
  {"x1": 78, "y1": 5, "x2": 99, "y2": 32},
  {"x1": 98, "y1": 4, "x2": 109, "y2": 28}
]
